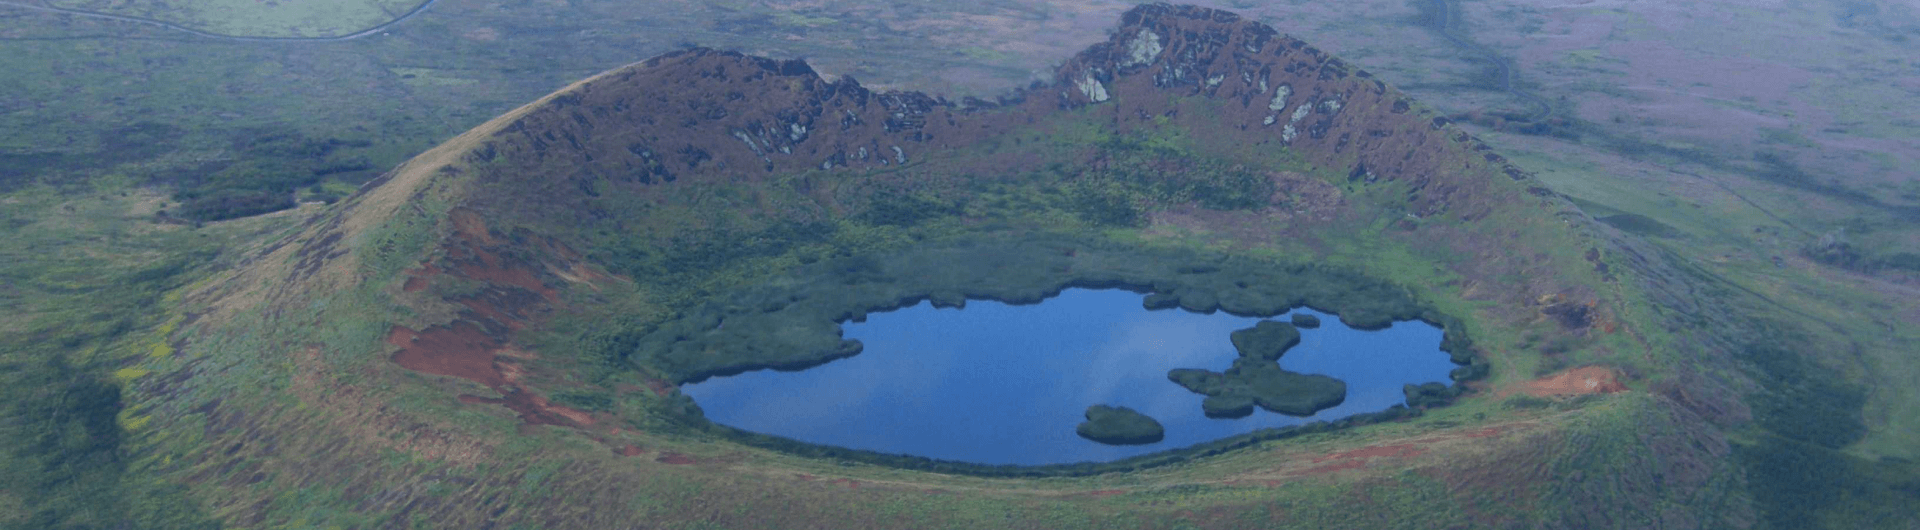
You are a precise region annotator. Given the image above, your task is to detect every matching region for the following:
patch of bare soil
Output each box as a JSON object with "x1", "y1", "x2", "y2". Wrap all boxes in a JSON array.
[
  {"x1": 401, "y1": 264, "x2": 441, "y2": 293},
  {"x1": 457, "y1": 391, "x2": 594, "y2": 426},
  {"x1": 442, "y1": 215, "x2": 558, "y2": 305},
  {"x1": 386, "y1": 321, "x2": 593, "y2": 427},
  {"x1": 1516, "y1": 366, "x2": 1628, "y2": 397},
  {"x1": 644, "y1": 378, "x2": 675, "y2": 396},
  {"x1": 388, "y1": 323, "x2": 509, "y2": 388},
  {"x1": 383, "y1": 203, "x2": 638, "y2": 430}
]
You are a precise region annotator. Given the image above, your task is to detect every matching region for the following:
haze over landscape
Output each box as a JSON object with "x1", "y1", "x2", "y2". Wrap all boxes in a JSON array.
[{"x1": 1, "y1": 1, "x2": 1916, "y2": 529}]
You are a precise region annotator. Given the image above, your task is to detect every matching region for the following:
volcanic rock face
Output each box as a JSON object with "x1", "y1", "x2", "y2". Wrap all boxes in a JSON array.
[{"x1": 438, "y1": 3, "x2": 1544, "y2": 231}]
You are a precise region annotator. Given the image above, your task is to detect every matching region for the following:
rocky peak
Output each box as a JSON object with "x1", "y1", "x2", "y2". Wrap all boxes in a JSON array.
[{"x1": 442, "y1": 3, "x2": 1541, "y2": 227}]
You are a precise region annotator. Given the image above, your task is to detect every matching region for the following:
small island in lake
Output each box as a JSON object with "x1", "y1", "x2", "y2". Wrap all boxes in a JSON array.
[
  {"x1": 1169, "y1": 320, "x2": 1348, "y2": 417},
  {"x1": 1076, "y1": 405, "x2": 1166, "y2": 445}
]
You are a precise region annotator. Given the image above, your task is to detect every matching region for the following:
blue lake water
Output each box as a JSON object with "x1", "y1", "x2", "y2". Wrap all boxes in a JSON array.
[{"x1": 681, "y1": 288, "x2": 1457, "y2": 465}]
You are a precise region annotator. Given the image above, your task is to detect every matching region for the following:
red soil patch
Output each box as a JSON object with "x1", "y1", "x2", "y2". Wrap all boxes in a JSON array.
[
  {"x1": 456, "y1": 391, "x2": 592, "y2": 426},
  {"x1": 1517, "y1": 366, "x2": 1628, "y2": 397},
  {"x1": 388, "y1": 323, "x2": 508, "y2": 388},
  {"x1": 386, "y1": 208, "x2": 626, "y2": 429},
  {"x1": 458, "y1": 296, "x2": 530, "y2": 332},
  {"x1": 438, "y1": 208, "x2": 617, "y2": 302},
  {"x1": 391, "y1": 322, "x2": 594, "y2": 426},
  {"x1": 530, "y1": 236, "x2": 616, "y2": 285},
  {"x1": 436, "y1": 207, "x2": 562, "y2": 305},
  {"x1": 401, "y1": 264, "x2": 440, "y2": 292},
  {"x1": 655, "y1": 452, "x2": 697, "y2": 465},
  {"x1": 448, "y1": 208, "x2": 497, "y2": 246},
  {"x1": 616, "y1": 445, "x2": 649, "y2": 457},
  {"x1": 502, "y1": 391, "x2": 591, "y2": 426},
  {"x1": 643, "y1": 378, "x2": 675, "y2": 397},
  {"x1": 444, "y1": 244, "x2": 559, "y2": 303}
]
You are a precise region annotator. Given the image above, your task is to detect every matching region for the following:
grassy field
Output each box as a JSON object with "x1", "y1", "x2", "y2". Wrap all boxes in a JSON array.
[{"x1": 35, "y1": 0, "x2": 429, "y2": 38}]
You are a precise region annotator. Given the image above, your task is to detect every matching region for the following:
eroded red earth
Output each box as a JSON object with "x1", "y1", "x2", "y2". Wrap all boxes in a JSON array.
[
  {"x1": 386, "y1": 208, "x2": 602, "y2": 428},
  {"x1": 1515, "y1": 366, "x2": 1629, "y2": 397},
  {"x1": 388, "y1": 323, "x2": 508, "y2": 388},
  {"x1": 400, "y1": 264, "x2": 441, "y2": 292}
]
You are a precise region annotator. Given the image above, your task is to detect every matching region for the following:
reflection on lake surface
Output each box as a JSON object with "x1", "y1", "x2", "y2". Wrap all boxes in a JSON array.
[{"x1": 681, "y1": 289, "x2": 1456, "y2": 465}]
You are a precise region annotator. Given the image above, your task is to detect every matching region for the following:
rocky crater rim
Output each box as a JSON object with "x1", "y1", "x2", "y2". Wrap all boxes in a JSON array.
[{"x1": 417, "y1": 2, "x2": 1542, "y2": 222}]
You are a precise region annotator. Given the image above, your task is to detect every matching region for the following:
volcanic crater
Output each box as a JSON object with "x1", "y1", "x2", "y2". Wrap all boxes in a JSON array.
[{"x1": 188, "y1": 3, "x2": 1619, "y2": 483}]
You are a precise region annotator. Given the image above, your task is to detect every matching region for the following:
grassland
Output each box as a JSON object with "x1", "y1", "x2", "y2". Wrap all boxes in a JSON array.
[{"x1": 17, "y1": 0, "x2": 429, "y2": 39}]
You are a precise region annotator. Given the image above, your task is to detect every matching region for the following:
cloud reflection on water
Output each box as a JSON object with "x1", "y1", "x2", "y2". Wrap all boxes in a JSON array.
[{"x1": 682, "y1": 289, "x2": 1454, "y2": 465}]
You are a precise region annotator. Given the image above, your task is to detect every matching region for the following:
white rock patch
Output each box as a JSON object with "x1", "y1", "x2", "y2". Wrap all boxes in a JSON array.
[
  {"x1": 1282, "y1": 104, "x2": 1312, "y2": 142},
  {"x1": 1076, "y1": 73, "x2": 1110, "y2": 103},
  {"x1": 1124, "y1": 29, "x2": 1164, "y2": 67},
  {"x1": 1267, "y1": 84, "x2": 1292, "y2": 111}
]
